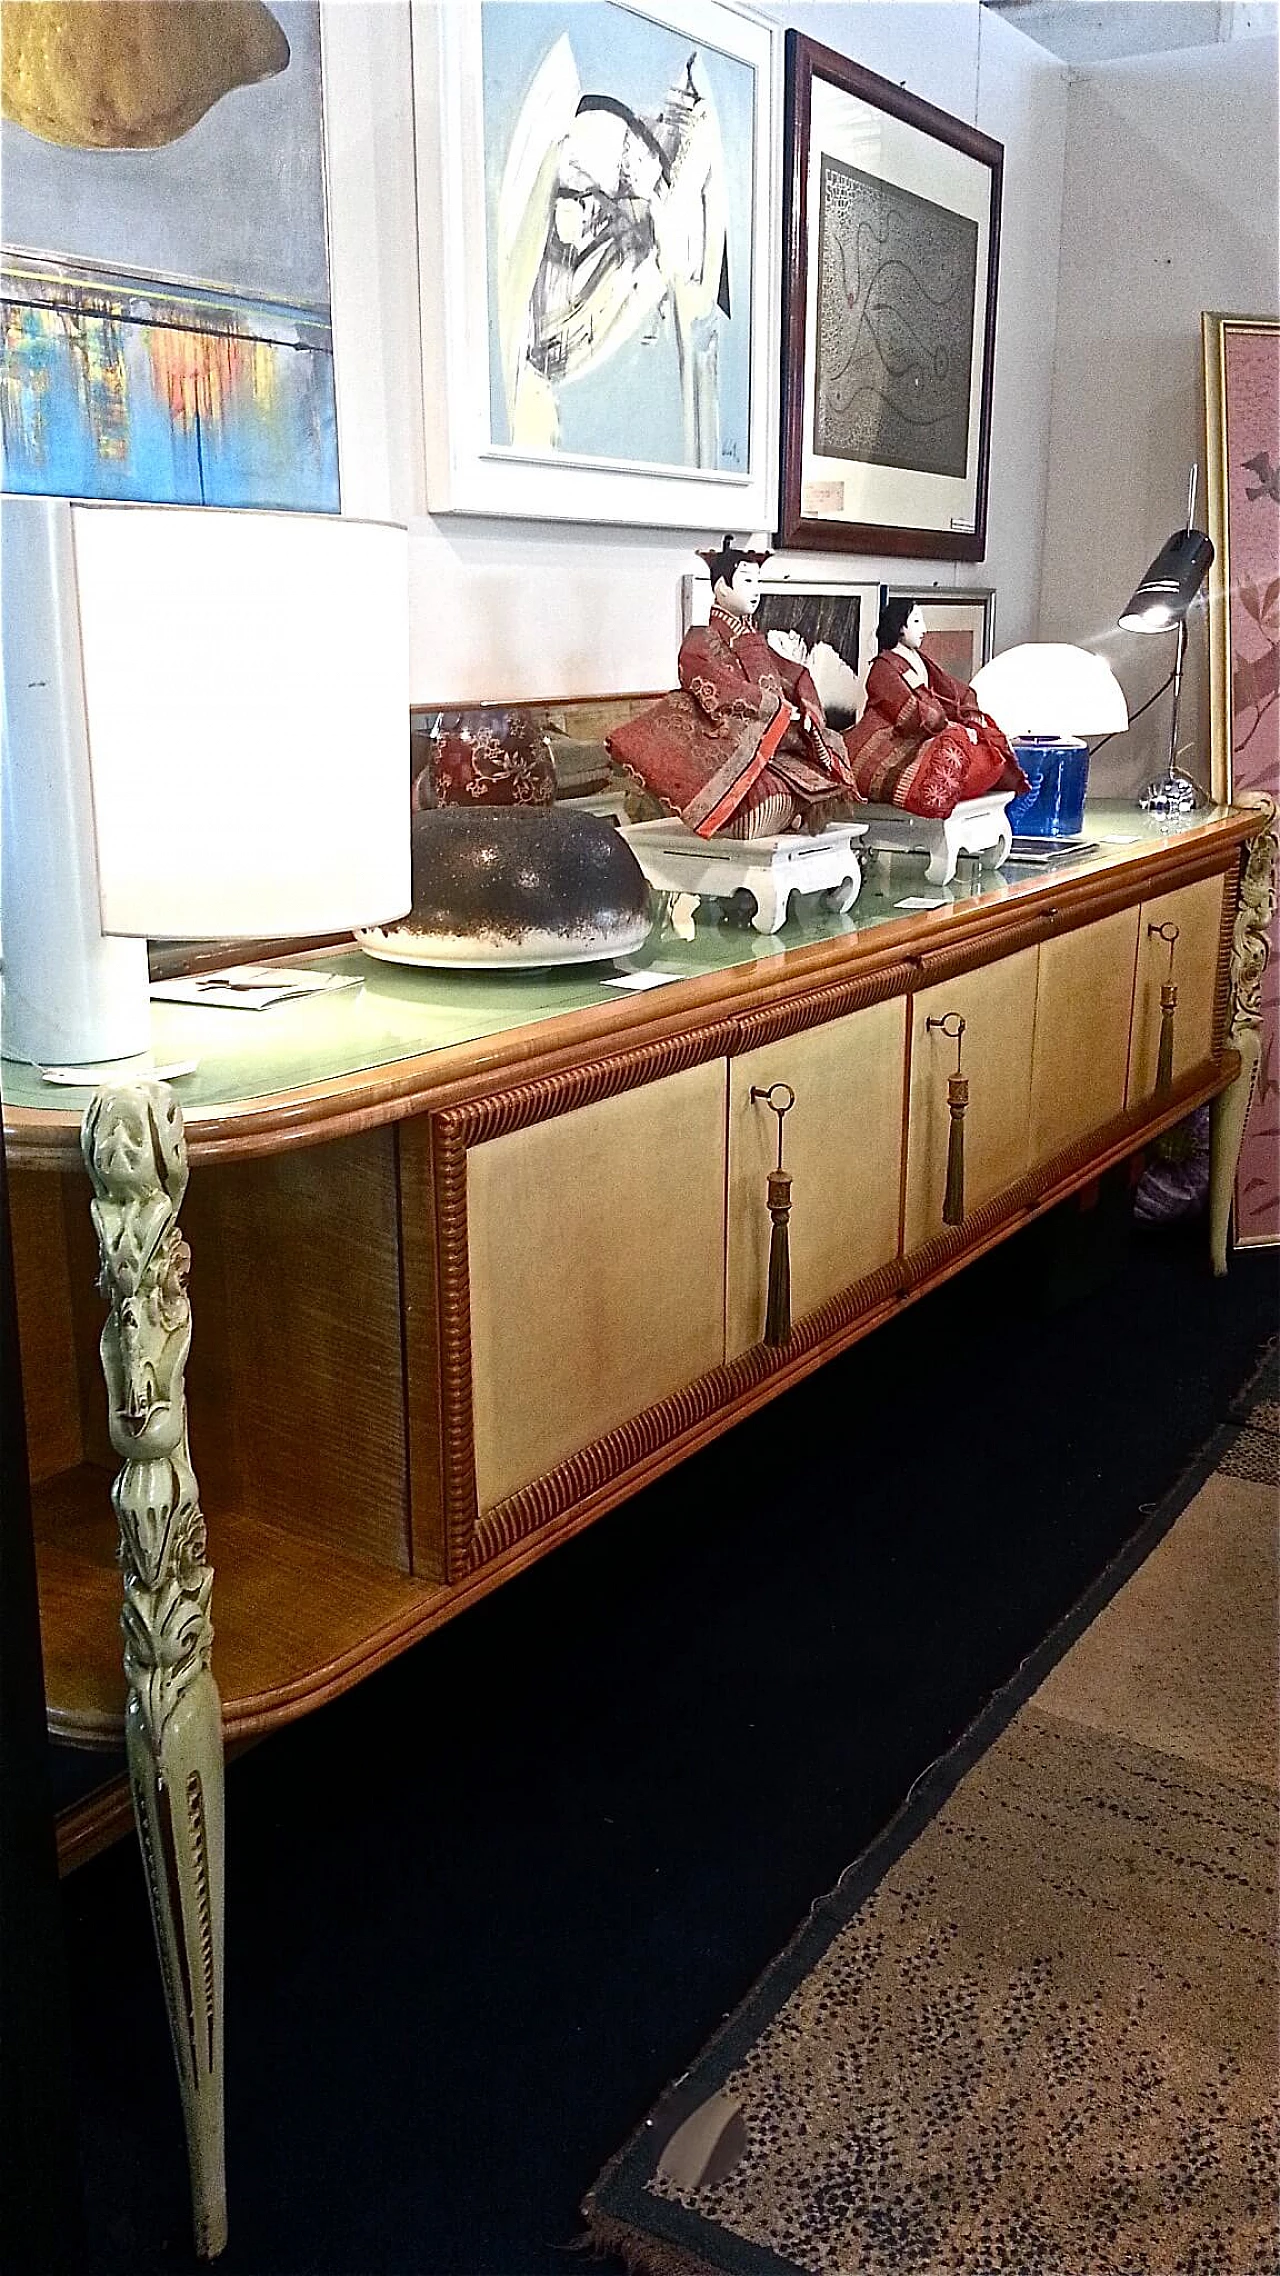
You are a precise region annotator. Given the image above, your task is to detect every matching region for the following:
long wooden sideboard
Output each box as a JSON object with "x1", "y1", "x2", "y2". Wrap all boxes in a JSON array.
[{"x1": 4, "y1": 796, "x2": 1274, "y2": 2253}]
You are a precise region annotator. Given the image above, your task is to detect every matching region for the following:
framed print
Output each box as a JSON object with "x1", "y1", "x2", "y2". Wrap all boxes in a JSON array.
[
  {"x1": 0, "y1": 2, "x2": 338, "y2": 511},
  {"x1": 683, "y1": 566, "x2": 879, "y2": 727},
  {"x1": 412, "y1": 0, "x2": 781, "y2": 528},
  {"x1": 779, "y1": 33, "x2": 1002, "y2": 560},
  {"x1": 882, "y1": 586, "x2": 995, "y2": 684},
  {"x1": 1203, "y1": 310, "x2": 1279, "y2": 1248}
]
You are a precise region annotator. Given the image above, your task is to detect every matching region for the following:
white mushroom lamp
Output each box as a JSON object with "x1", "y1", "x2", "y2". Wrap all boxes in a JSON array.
[{"x1": 970, "y1": 642, "x2": 1129, "y2": 839}]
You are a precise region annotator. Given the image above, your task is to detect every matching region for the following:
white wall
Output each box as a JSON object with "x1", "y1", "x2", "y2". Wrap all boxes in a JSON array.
[
  {"x1": 1038, "y1": 33, "x2": 1280, "y2": 796},
  {"x1": 326, "y1": 1, "x2": 1067, "y2": 703}
]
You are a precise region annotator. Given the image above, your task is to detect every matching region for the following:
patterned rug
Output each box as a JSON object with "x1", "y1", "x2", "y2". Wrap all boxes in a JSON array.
[{"x1": 584, "y1": 1346, "x2": 1280, "y2": 2276}]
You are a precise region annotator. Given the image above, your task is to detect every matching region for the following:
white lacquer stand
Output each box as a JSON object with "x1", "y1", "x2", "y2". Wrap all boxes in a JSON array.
[
  {"x1": 857, "y1": 792, "x2": 1014, "y2": 887},
  {"x1": 623, "y1": 819, "x2": 868, "y2": 937}
]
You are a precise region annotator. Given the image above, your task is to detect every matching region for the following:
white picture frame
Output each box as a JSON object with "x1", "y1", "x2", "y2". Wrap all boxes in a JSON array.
[
  {"x1": 410, "y1": 0, "x2": 781, "y2": 529},
  {"x1": 683, "y1": 563, "x2": 880, "y2": 726}
]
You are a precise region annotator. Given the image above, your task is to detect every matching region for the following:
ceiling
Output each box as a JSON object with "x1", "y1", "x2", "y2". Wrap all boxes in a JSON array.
[{"x1": 980, "y1": 0, "x2": 1274, "y2": 66}]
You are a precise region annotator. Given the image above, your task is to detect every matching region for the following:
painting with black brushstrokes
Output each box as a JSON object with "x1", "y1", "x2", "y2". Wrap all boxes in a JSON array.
[
  {"x1": 813, "y1": 156, "x2": 977, "y2": 480},
  {"x1": 754, "y1": 589, "x2": 865, "y2": 728}
]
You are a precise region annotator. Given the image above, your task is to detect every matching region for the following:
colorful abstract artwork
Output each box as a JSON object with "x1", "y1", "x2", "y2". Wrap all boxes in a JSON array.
[
  {"x1": 0, "y1": 1, "x2": 337, "y2": 511},
  {"x1": 1205, "y1": 313, "x2": 1279, "y2": 1246},
  {"x1": 481, "y1": 1, "x2": 755, "y2": 474}
]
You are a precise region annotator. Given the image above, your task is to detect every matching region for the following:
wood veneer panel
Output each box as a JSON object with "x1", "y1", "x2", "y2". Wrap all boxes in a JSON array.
[
  {"x1": 726, "y1": 1001, "x2": 906, "y2": 1360},
  {"x1": 8, "y1": 1169, "x2": 82, "y2": 1482},
  {"x1": 905, "y1": 948, "x2": 1039, "y2": 1253},
  {"x1": 32, "y1": 1465, "x2": 428, "y2": 1744},
  {"x1": 1030, "y1": 907, "x2": 1140, "y2": 1164},
  {"x1": 465, "y1": 1060, "x2": 727, "y2": 1513},
  {"x1": 179, "y1": 1128, "x2": 411, "y2": 1571},
  {"x1": 1127, "y1": 874, "x2": 1227, "y2": 1106}
]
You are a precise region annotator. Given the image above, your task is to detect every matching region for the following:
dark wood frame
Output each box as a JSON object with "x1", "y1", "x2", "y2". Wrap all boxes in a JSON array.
[{"x1": 779, "y1": 32, "x2": 1004, "y2": 560}]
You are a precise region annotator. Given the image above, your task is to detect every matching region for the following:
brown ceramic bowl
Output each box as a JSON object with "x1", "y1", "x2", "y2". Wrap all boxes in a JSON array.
[{"x1": 357, "y1": 806, "x2": 653, "y2": 969}]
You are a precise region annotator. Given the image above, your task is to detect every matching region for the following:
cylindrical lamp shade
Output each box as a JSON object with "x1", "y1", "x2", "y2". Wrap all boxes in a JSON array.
[
  {"x1": 1, "y1": 500, "x2": 151, "y2": 1063},
  {"x1": 1118, "y1": 530, "x2": 1214, "y2": 632},
  {"x1": 66, "y1": 503, "x2": 410, "y2": 939}
]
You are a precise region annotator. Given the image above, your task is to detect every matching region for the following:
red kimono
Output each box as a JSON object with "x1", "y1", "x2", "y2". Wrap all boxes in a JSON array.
[
  {"x1": 608, "y1": 606, "x2": 860, "y2": 838},
  {"x1": 843, "y1": 648, "x2": 1027, "y2": 818}
]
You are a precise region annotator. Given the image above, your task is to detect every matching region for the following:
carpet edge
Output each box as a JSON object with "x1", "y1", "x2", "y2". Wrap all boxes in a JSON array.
[
  {"x1": 580, "y1": 1332, "x2": 1280, "y2": 2263},
  {"x1": 576, "y1": 2207, "x2": 747, "y2": 2276}
]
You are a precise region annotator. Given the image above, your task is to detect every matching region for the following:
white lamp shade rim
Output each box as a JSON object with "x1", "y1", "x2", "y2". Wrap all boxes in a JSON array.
[{"x1": 970, "y1": 643, "x2": 1129, "y2": 739}]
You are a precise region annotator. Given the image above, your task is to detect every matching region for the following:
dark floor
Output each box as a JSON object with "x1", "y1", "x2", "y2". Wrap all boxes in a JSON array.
[{"x1": 41, "y1": 1199, "x2": 1280, "y2": 2274}]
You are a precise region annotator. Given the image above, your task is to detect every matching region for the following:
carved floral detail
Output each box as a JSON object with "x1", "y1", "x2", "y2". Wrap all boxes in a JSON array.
[
  {"x1": 1228, "y1": 797, "x2": 1278, "y2": 1039},
  {"x1": 82, "y1": 1082, "x2": 213, "y2": 1754}
]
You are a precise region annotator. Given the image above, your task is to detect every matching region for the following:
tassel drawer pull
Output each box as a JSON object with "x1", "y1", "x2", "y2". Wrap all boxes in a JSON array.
[
  {"x1": 750, "y1": 1082, "x2": 795, "y2": 1346},
  {"x1": 1149, "y1": 922, "x2": 1180, "y2": 1093},
  {"x1": 926, "y1": 1012, "x2": 968, "y2": 1227}
]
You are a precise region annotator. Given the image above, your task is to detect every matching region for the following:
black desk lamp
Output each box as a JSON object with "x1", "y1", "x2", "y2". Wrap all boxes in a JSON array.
[{"x1": 1120, "y1": 467, "x2": 1215, "y2": 817}]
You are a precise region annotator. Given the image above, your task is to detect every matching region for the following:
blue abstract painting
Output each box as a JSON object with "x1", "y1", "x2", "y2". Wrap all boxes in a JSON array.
[
  {"x1": 482, "y1": 1, "x2": 755, "y2": 476},
  {"x1": 0, "y1": 1, "x2": 337, "y2": 511}
]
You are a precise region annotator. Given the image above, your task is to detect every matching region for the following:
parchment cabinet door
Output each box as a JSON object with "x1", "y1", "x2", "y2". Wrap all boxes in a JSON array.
[
  {"x1": 1030, "y1": 908, "x2": 1139, "y2": 1163},
  {"x1": 725, "y1": 1000, "x2": 906, "y2": 1359},
  {"x1": 1127, "y1": 874, "x2": 1226, "y2": 1105},
  {"x1": 905, "y1": 948, "x2": 1039, "y2": 1252},
  {"x1": 466, "y1": 1060, "x2": 727, "y2": 1513}
]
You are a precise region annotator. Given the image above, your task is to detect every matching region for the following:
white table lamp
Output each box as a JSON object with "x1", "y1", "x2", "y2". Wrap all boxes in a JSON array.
[
  {"x1": 970, "y1": 643, "x2": 1129, "y2": 741},
  {"x1": 1, "y1": 499, "x2": 410, "y2": 1067},
  {"x1": 970, "y1": 643, "x2": 1128, "y2": 839}
]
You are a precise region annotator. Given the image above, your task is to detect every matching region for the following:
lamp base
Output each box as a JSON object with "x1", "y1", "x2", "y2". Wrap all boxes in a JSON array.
[
  {"x1": 1137, "y1": 765, "x2": 1206, "y2": 820},
  {"x1": 1005, "y1": 738, "x2": 1090, "y2": 838}
]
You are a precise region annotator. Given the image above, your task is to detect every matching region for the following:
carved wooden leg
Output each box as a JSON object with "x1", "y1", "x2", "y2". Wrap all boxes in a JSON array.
[
  {"x1": 669, "y1": 891, "x2": 699, "y2": 942},
  {"x1": 986, "y1": 819, "x2": 1013, "y2": 871},
  {"x1": 1208, "y1": 806, "x2": 1276, "y2": 1276},
  {"x1": 925, "y1": 820, "x2": 960, "y2": 887},
  {"x1": 82, "y1": 1082, "x2": 227, "y2": 2257},
  {"x1": 748, "y1": 874, "x2": 787, "y2": 933},
  {"x1": 1210, "y1": 1028, "x2": 1262, "y2": 1276}
]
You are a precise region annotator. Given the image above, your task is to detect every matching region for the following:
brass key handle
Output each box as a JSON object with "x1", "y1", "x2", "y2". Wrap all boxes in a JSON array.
[
  {"x1": 750, "y1": 1082, "x2": 795, "y2": 1346},
  {"x1": 1149, "y1": 922, "x2": 1180, "y2": 1093},
  {"x1": 926, "y1": 1012, "x2": 968, "y2": 1226}
]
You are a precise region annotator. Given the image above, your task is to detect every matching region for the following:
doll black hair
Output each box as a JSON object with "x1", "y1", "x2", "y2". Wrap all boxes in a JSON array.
[
  {"x1": 698, "y1": 534, "x2": 771, "y2": 588},
  {"x1": 875, "y1": 596, "x2": 917, "y2": 652}
]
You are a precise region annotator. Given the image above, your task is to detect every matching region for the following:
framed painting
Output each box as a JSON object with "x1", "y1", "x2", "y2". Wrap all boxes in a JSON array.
[
  {"x1": 1203, "y1": 310, "x2": 1279, "y2": 1248},
  {"x1": 779, "y1": 33, "x2": 1002, "y2": 560},
  {"x1": 411, "y1": 0, "x2": 780, "y2": 529},
  {"x1": 683, "y1": 566, "x2": 879, "y2": 728},
  {"x1": 882, "y1": 586, "x2": 995, "y2": 684},
  {"x1": 0, "y1": 1, "x2": 339, "y2": 512}
]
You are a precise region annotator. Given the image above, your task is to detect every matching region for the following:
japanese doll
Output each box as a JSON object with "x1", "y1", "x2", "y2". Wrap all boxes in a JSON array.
[
  {"x1": 843, "y1": 598, "x2": 1028, "y2": 818},
  {"x1": 608, "y1": 539, "x2": 861, "y2": 839}
]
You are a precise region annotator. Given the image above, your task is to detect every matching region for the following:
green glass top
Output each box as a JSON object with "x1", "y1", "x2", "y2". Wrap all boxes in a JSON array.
[{"x1": 0, "y1": 806, "x2": 1229, "y2": 1118}]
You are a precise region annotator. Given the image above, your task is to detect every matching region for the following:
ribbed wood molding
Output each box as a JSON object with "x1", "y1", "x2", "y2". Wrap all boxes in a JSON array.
[{"x1": 1213, "y1": 857, "x2": 1243, "y2": 1055}]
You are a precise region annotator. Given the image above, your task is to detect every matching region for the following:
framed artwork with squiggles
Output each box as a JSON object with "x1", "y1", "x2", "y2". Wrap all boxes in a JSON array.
[{"x1": 779, "y1": 34, "x2": 1002, "y2": 561}]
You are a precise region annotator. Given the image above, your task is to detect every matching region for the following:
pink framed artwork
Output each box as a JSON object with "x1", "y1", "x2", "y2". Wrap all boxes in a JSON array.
[{"x1": 1203, "y1": 312, "x2": 1279, "y2": 1247}]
